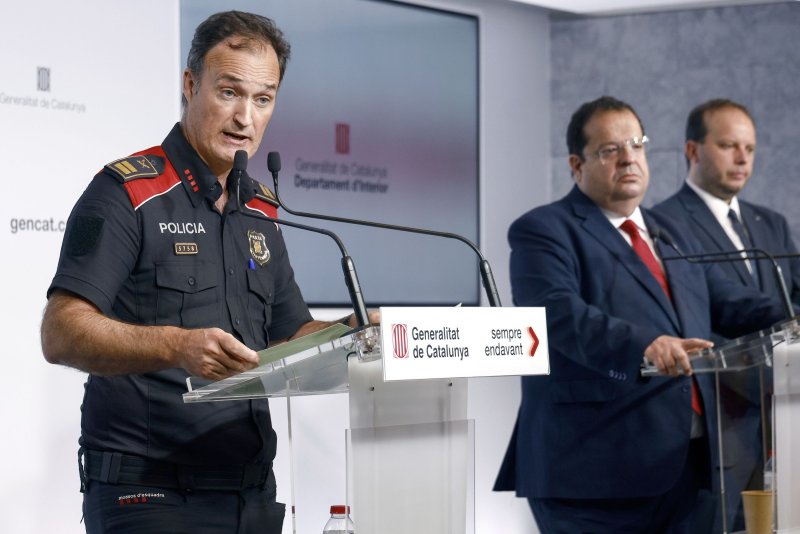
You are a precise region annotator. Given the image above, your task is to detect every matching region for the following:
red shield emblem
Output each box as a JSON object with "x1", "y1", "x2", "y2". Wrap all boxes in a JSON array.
[{"x1": 392, "y1": 324, "x2": 408, "y2": 359}]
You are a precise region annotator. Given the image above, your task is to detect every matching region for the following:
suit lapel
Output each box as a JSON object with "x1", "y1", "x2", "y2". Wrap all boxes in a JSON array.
[
  {"x1": 678, "y1": 185, "x2": 755, "y2": 287},
  {"x1": 568, "y1": 188, "x2": 680, "y2": 330}
]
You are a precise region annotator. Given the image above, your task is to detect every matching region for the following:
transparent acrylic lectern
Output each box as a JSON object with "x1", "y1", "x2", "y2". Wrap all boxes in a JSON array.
[
  {"x1": 183, "y1": 326, "x2": 475, "y2": 534},
  {"x1": 643, "y1": 318, "x2": 800, "y2": 534}
]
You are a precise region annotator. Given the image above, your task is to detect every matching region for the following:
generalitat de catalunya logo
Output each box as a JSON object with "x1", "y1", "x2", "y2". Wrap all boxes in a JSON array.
[
  {"x1": 335, "y1": 122, "x2": 350, "y2": 154},
  {"x1": 37, "y1": 66, "x2": 51, "y2": 92},
  {"x1": 392, "y1": 323, "x2": 408, "y2": 359}
]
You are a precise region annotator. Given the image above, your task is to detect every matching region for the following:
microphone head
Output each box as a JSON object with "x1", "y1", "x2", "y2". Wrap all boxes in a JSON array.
[
  {"x1": 267, "y1": 151, "x2": 281, "y2": 174},
  {"x1": 659, "y1": 230, "x2": 675, "y2": 247},
  {"x1": 651, "y1": 226, "x2": 675, "y2": 247},
  {"x1": 233, "y1": 150, "x2": 248, "y2": 173}
]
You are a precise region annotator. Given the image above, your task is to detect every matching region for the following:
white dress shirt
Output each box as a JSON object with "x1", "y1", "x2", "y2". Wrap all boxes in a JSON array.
[{"x1": 686, "y1": 179, "x2": 754, "y2": 273}]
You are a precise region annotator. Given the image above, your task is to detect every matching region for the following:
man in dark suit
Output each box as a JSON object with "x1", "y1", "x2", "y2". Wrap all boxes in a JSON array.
[
  {"x1": 494, "y1": 96, "x2": 789, "y2": 533},
  {"x1": 653, "y1": 99, "x2": 800, "y2": 532}
]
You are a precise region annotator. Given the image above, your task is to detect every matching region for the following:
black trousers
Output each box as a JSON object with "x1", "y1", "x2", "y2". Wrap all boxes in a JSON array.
[{"x1": 82, "y1": 482, "x2": 284, "y2": 534}]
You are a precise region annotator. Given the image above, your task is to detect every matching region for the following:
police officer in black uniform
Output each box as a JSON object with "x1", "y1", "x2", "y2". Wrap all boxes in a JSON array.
[{"x1": 41, "y1": 11, "x2": 369, "y2": 533}]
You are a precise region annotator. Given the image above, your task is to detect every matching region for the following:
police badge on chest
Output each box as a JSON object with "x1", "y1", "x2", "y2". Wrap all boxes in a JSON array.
[{"x1": 248, "y1": 229, "x2": 271, "y2": 266}]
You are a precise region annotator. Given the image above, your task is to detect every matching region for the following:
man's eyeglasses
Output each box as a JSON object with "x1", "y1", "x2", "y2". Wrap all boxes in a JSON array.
[{"x1": 592, "y1": 136, "x2": 649, "y2": 164}]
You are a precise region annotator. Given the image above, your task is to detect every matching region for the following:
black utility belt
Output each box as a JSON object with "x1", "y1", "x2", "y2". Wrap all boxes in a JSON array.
[{"x1": 81, "y1": 449, "x2": 271, "y2": 492}]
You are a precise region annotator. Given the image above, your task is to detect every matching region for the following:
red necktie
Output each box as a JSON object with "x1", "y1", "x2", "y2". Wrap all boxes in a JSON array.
[
  {"x1": 620, "y1": 220, "x2": 702, "y2": 415},
  {"x1": 620, "y1": 220, "x2": 671, "y2": 301}
]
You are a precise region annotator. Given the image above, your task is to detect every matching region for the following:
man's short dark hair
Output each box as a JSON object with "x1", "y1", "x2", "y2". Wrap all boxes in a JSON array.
[
  {"x1": 685, "y1": 98, "x2": 755, "y2": 143},
  {"x1": 566, "y1": 96, "x2": 645, "y2": 159},
  {"x1": 184, "y1": 11, "x2": 291, "y2": 104}
]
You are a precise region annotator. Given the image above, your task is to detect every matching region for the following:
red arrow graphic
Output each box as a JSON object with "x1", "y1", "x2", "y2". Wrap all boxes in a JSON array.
[{"x1": 528, "y1": 327, "x2": 539, "y2": 357}]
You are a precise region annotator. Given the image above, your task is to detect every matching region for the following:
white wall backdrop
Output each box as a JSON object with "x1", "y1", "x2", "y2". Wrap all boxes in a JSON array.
[
  {"x1": 0, "y1": 2, "x2": 181, "y2": 532},
  {"x1": 0, "y1": 1, "x2": 550, "y2": 533}
]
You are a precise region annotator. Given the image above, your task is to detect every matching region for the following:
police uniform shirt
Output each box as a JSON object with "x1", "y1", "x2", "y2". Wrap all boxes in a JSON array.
[{"x1": 48, "y1": 123, "x2": 313, "y2": 467}]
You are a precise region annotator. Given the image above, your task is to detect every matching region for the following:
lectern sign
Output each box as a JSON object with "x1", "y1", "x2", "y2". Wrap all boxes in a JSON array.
[{"x1": 380, "y1": 307, "x2": 549, "y2": 381}]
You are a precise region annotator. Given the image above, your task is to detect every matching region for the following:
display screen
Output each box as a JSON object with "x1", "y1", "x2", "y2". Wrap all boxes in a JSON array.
[{"x1": 181, "y1": 0, "x2": 480, "y2": 306}]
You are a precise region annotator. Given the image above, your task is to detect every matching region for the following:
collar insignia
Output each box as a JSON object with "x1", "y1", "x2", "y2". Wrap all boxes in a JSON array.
[{"x1": 255, "y1": 183, "x2": 280, "y2": 207}]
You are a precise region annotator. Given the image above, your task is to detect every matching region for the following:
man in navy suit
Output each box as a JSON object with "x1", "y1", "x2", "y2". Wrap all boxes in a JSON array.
[
  {"x1": 653, "y1": 99, "x2": 800, "y2": 532},
  {"x1": 494, "y1": 96, "x2": 789, "y2": 533}
]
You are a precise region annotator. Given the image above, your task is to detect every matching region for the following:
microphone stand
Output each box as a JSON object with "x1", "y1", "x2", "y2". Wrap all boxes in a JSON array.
[
  {"x1": 230, "y1": 151, "x2": 370, "y2": 328},
  {"x1": 266, "y1": 151, "x2": 501, "y2": 307},
  {"x1": 658, "y1": 243, "x2": 795, "y2": 320},
  {"x1": 652, "y1": 229, "x2": 796, "y2": 534},
  {"x1": 256, "y1": 214, "x2": 370, "y2": 328}
]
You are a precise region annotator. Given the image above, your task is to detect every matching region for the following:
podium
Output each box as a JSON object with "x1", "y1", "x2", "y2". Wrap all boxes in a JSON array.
[
  {"x1": 184, "y1": 325, "x2": 473, "y2": 533},
  {"x1": 183, "y1": 307, "x2": 548, "y2": 534},
  {"x1": 643, "y1": 319, "x2": 800, "y2": 533}
]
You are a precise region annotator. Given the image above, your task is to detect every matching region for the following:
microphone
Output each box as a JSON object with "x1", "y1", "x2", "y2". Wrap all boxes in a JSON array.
[
  {"x1": 231, "y1": 150, "x2": 370, "y2": 327},
  {"x1": 651, "y1": 227, "x2": 796, "y2": 319},
  {"x1": 230, "y1": 150, "x2": 248, "y2": 208},
  {"x1": 265, "y1": 151, "x2": 502, "y2": 307}
]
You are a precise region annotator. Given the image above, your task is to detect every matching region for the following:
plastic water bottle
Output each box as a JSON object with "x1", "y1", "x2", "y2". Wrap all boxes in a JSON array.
[
  {"x1": 764, "y1": 453, "x2": 775, "y2": 491},
  {"x1": 322, "y1": 505, "x2": 355, "y2": 534}
]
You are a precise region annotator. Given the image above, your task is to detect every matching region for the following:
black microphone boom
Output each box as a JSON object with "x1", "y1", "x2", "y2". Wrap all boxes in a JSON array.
[
  {"x1": 266, "y1": 151, "x2": 501, "y2": 307},
  {"x1": 652, "y1": 228, "x2": 795, "y2": 319},
  {"x1": 259, "y1": 216, "x2": 370, "y2": 328},
  {"x1": 233, "y1": 151, "x2": 370, "y2": 327}
]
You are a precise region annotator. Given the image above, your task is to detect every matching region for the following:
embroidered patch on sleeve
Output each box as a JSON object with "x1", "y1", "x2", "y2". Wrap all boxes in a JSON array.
[{"x1": 66, "y1": 215, "x2": 104, "y2": 256}]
